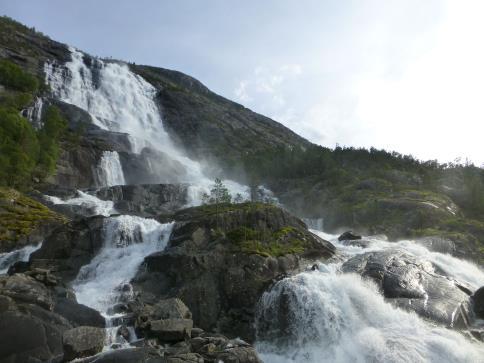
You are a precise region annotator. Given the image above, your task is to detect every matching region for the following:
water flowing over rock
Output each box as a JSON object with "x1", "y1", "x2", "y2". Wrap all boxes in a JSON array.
[{"x1": 341, "y1": 249, "x2": 471, "y2": 326}]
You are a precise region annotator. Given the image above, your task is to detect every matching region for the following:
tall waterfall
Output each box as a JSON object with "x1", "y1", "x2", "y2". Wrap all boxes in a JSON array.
[
  {"x1": 44, "y1": 47, "x2": 250, "y2": 202},
  {"x1": 255, "y1": 232, "x2": 484, "y2": 362}
]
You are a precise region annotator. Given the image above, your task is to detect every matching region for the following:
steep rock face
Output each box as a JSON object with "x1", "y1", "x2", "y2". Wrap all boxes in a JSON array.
[
  {"x1": 133, "y1": 203, "x2": 335, "y2": 341},
  {"x1": 96, "y1": 184, "x2": 189, "y2": 217}
]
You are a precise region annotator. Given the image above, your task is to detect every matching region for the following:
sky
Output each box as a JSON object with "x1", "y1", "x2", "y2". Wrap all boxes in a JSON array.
[{"x1": 2, "y1": 0, "x2": 483, "y2": 165}]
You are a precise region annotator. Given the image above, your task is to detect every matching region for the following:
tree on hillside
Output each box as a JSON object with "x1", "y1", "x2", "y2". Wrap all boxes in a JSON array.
[{"x1": 202, "y1": 178, "x2": 232, "y2": 205}]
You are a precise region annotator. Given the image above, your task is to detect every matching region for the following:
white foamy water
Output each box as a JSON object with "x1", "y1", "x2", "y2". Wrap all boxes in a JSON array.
[
  {"x1": 0, "y1": 243, "x2": 41, "y2": 274},
  {"x1": 97, "y1": 151, "x2": 126, "y2": 187},
  {"x1": 256, "y1": 230, "x2": 484, "y2": 362},
  {"x1": 45, "y1": 190, "x2": 115, "y2": 216},
  {"x1": 256, "y1": 270, "x2": 484, "y2": 363},
  {"x1": 73, "y1": 215, "x2": 173, "y2": 313}
]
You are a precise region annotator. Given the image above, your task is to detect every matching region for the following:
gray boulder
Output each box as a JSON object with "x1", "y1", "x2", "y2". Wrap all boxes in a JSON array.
[
  {"x1": 63, "y1": 326, "x2": 106, "y2": 361},
  {"x1": 96, "y1": 184, "x2": 189, "y2": 217},
  {"x1": 150, "y1": 319, "x2": 193, "y2": 342},
  {"x1": 342, "y1": 249, "x2": 471, "y2": 326}
]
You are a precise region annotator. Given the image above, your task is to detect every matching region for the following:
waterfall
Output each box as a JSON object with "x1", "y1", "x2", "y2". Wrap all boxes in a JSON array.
[
  {"x1": 97, "y1": 151, "x2": 126, "y2": 187},
  {"x1": 22, "y1": 97, "x2": 44, "y2": 129},
  {"x1": 256, "y1": 269, "x2": 484, "y2": 363},
  {"x1": 44, "y1": 190, "x2": 115, "y2": 217},
  {"x1": 44, "y1": 47, "x2": 251, "y2": 200},
  {"x1": 72, "y1": 215, "x2": 174, "y2": 348},
  {"x1": 256, "y1": 232, "x2": 484, "y2": 362},
  {"x1": 0, "y1": 243, "x2": 42, "y2": 274}
]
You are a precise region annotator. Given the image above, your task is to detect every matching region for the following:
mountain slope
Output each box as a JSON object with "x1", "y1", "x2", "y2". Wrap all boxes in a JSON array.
[{"x1": 0, "y1": 15, "x2": 483, "y2": 263}]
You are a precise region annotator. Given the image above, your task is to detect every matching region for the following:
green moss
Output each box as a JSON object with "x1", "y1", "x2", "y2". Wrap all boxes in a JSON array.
[
  {"x1": 0, "y1": 187, "x2": 66, "y2": 243},
  {"x1": 227, "y1": 225, "x2": 307, "y2": 257}
]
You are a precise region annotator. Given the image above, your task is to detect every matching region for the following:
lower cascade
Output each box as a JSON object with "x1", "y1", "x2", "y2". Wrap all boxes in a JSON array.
[
  {"x1": 72, "y1": 214, "x2": 174, "y2": 349},
  {"x1": 0, "y1": 243, "x2": 41, "y2": 274},
  {"x1": 255, "y1": 232, "x2": 484, "y2": 363}
]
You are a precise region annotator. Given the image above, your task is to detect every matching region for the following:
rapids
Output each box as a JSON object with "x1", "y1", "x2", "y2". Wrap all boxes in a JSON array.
[{"x1": 255, "y1": 231, "x2": 484, "y2": 363}]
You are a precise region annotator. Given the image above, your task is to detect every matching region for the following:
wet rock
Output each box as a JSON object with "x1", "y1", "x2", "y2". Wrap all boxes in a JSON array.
[
  {"x1": 471, "y1": 286, "x2": 484, "y2": 319},
  {"x1": 0, "y1": 310, "x2": 65, "y2": 363},
  {"x1": 96, "y1": 184, "x2": 189, "y2": 217},
  {"x1": 188, "y1": 334, "x2": 262, "y2": 363},
  {"x1": 150, "y1": 318, "x2": 193, "y2": 342},
  {"x1": 62, "y1": 326, "x2": 106, "y2": 361},
  {"x1": 0, "y1": 273, "x2": 54, "y2": 310},
  {"x1": 29, "y1": 215, "x2": 105, "y2": 282},
  {"x1": 74, "y1": 347, "x2": 165, "y2": 363},
  {"x1": 415, "y1": 236, "x2": 456, "y2": 255},
  {"x1": 342, "y1": 249, "x2": 469, "y2": 326},
  {"x1": 117, "y1": 325, "x2": 131, "y2": 342},
  {"x1": 338, "y1": 231, "x2": 362, "y2": 241},
  {"x1": 54, "y1": 297, "x2": 105, "y2": 328},
  {"x1": 135, "y1": 298, "x2": 192, "y2": 334}
]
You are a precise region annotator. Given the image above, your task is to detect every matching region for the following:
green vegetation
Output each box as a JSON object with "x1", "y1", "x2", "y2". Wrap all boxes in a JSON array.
[
  {"x1": 0, "y1": 59, "x2": 67, "y2": 189},
  {"x1": 0, "y1": 187, "x2": 65, "y2": 244},
  {"x1": 202, "y1": 178, "x2": 233, "y2": 204},
  {"x1": 0, "y1": 59, "x2": 39, "y2": 92},
  {"x1": 227, "y1": 225, "x2": 306, "y2": 257},
  {"x1": 237, "y1": 145, "x2": 484, "y2": 221}
]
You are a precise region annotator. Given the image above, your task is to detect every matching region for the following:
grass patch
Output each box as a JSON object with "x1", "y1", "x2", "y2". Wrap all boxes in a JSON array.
[
  {"x1": 0, "y1": 187, "x2": 66, "y2": 243},
  {"x1": 226, "y1": 225, "x2": 306, "y2": 257}
]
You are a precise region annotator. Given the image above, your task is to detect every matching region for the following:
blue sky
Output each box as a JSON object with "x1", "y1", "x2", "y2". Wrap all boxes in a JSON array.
[{"x1": 2, "y1": 0, "x2": 483, "y2": 165}]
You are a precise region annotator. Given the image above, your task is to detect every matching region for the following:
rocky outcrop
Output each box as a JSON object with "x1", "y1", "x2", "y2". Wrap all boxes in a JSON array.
[
  {"x1": 77, "y1": 298, "x2": 262, "y2": 363},
  {"x1": 96, "y1": 184, "x2": 189, "y2": 217},
  {"x1": 133, "y1": 203, "x2": 335, "y2": 341},
  {"x1": 338, "y1": 231, "x2": 362, "y2": 241},
  {"x1": 0, "y1": 188, "x2": 66, "y2": 253},
  {"x1": 342, "y1": 249, "x2": 472, "y2": 326},
  {"x1": 29, "y1": 216, "x2": 106, "y2": 281},
  {"x1": 0, "y1": 271, "x2": 104, "y2": 362}
]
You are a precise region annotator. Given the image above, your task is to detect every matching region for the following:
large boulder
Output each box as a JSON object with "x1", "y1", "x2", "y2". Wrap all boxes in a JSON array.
[
  {"x1": 96, "y1": 184, "x2": 189, "y2": 217},
  {"x1": 150, "y1": 319, "x2": 193, "y2": 342},
  {"x1": 133, "y1": 203, "x2": 335, "y2": 341},
  {"x1": 62, "y1": 326, "x2": 106, "y2": 361},
  {"x1": 0, "y1": 272, "x2": 106, "y2": 362},
  {"x1": 0, "y1": 274, "x2": 70, "y2": 362},
  {"x1": 54, "y1": 297, "x2": 105, "y2": 328},
  {"x1": 342, "y1": 249, "x2": 471, "y2": 326},
  {"x1": 29, "y1": 215, "x2": 106, "y2": 282}
]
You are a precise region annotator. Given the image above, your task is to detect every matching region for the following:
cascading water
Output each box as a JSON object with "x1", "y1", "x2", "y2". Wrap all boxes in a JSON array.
[
  {"x1": 44, "y1": 46, "x2": 246, "y2": 196},
  {"x1": 0, "y1": 243, "x2": 42, "y2": 274},
  {"x1": 72, "y1": 215, "x2": 174, "y2": 349},
  {"x1": 255, "y1": 231, "x2": 484, "y2": 362},
  {"x1": 96, "y1": 151, "x2": 126, "y2": 187},
  {"x1": 44, "y1": 190, "x2": 115, "y2": 217}
]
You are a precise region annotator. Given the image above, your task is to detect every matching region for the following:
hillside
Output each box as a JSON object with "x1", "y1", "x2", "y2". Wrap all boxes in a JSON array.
[{"x1": 0, "y1": 14, "x2": 483, "y2": 264}]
